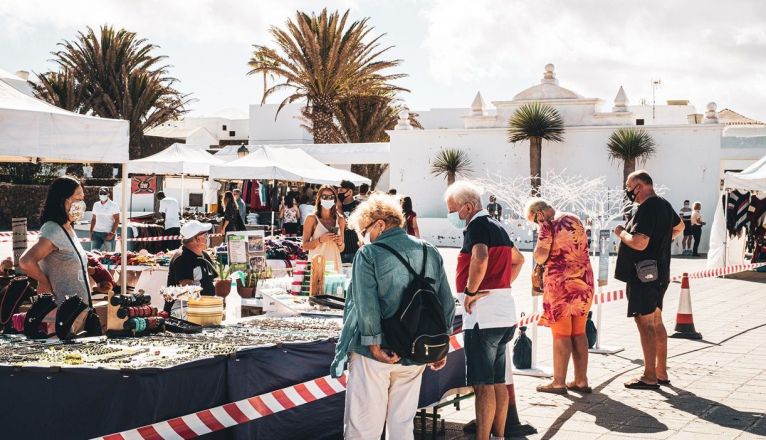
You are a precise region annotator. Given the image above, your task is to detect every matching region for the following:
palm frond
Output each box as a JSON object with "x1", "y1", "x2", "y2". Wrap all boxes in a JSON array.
[
  {"x1": 606, "y1": 127, "x2": 656, "y2": 163},
  {"x1": 507, "y1": 102, "x2": 565, "y2": 143},
  {"x1": 430, "y1": 148, "x2": 474, "y2": 178}
]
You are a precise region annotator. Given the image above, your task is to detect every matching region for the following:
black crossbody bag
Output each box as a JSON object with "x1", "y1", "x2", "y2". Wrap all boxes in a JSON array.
[
  {"x1": 57, "y1": 224, "x2": 102, "y2": 337},
  {"x1": 635, "y1": 260, "x2": 659, "y2": 283}
]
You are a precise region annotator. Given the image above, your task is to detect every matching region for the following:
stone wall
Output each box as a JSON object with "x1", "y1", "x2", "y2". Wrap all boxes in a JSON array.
[{"x1": 0, "y1": 183, "x2": 103, "y2": 230}]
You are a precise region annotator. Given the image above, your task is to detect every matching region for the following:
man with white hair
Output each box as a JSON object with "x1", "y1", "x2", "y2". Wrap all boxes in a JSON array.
[{"x1": 445, "y1": 181, "x2": 525, "y2": 440}]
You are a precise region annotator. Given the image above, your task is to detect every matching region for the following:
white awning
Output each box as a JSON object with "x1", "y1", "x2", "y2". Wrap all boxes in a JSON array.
[
  {"x1": 0, "y1": 75, "x2": 129, "y2": 163},
  {"x1": 128, "y1": 143, "x2": 224, "y2": 175},
  {"x1": 214, "y1": 142, "x2": 390, "y2": 165},
  {"x1": 723, "y1": 154, "x2": 766, "y2": 192},
  {"x1": 210, "y1": 145, "x2": 370, "y2": 185}
]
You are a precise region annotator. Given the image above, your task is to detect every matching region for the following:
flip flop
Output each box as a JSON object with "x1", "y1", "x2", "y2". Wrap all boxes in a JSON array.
[
  {"x1": 658, "y1": 379, "x2": 671, "y2": 386},
  {"x1": 567, "y1": 384, "x2": 593, "y2": 394},
  {"x1": 536, "y1": 384, "x2": 568, "y2": 395},
  {"x1": 624, "y1": 379, "x2": 660, "y2": 390}
]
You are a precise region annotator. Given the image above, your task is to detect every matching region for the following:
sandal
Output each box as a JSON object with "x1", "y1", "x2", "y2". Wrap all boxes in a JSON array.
[
  {"x1": 658, "y1": 379, "x2": 671, "y2": 386},
  {"x1": 566, "y1": 382, "x2": 593, "y2": 393},
  {"x1": 624, "y1": 378, "x2": 660, "y2": 390},
  {"x1": 536, "y1": 383, "x2": 568, "y2": 395}
]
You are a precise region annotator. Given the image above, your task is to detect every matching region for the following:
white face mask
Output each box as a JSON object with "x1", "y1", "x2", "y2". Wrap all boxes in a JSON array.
[
  {"x1": 99, "y1": 194, "x2": 108, "y2": 202},
  {"x1": 362, "y1": 230, "x2": 372, "y2": 245},
  {"x1": 68, "y1": 200, "x2": 86, "y2": 222},
  {"x1": 320, "y1": 199, "x2": 335, "y2": 210}
]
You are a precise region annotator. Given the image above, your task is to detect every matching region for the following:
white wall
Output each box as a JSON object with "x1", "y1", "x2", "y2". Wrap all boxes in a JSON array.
[
  {"x1": 389, "y1": 124, "x2": 724, "y2": 252},
  {"x1": 249, "y1": 103, "x2": 312, "y2": 144}
]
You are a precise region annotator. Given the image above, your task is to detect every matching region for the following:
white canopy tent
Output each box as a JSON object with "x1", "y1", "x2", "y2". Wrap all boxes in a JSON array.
[
  {"x1": 0, "y1": 75, "x2": 131, "y2": 293},
  {"x1": 128, "y1": 143, "x2": 225, "y2": 211},
  {"x1": 707, "y1": 154, "x2": 766, "y2": 268},
  {"x1": 210, "y1": 145, "x2": 370, "y2": 185},
  {"x1": 215, "y1": 142, "x2": 390, "y2": 165}
]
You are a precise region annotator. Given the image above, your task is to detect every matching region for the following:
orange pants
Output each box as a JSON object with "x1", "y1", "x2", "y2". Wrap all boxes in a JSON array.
[{"x1": 550, "y1": 314, "x2": 588, "y2": 339}]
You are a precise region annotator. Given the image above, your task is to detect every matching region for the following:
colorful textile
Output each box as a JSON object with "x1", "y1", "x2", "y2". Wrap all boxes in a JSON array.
[{"x1": 537, "y1": 213, "x2": 594, "y2": 326}]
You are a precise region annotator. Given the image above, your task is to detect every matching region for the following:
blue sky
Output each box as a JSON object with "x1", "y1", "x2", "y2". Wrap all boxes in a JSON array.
[{"x1": 2, "y1": 0, "x2": 765, "y2": 120}]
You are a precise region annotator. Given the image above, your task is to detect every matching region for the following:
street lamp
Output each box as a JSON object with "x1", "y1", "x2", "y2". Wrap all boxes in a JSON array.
[{"x1": 237, "y1": 144, "x2": 249, "y2": 158}]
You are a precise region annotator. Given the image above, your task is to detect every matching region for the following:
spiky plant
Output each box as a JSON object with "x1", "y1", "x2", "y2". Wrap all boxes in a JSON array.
[
  {"x1": 507, "y1": 102, "x2": 565, "y2": 195},
  {"x1": 431, "y1": 148, "x2": 474, "y2": 186},
  {"x1": 606, "y1": 127, "x2": 657, "y2": 185}
]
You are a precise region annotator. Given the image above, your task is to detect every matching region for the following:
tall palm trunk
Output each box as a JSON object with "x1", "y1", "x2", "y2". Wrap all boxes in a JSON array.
[
  {"x1": 447, "y1": 172, "x2": 456, "y2": 186},
  {"x1": 529, "y1": 136, "x2": 542, "y2": 195},
  {"x1": 311, "y1": 97, "x2": 337, "y2": 144},
  {"x1": 622, "y1": 158, "x2": 636, "y2": 187}
]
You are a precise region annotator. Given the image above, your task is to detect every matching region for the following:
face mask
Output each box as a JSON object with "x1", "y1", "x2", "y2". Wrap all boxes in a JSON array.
[
  {"x1": 99, "y1": 195, "x2": 108, "y2": 202},
  {"x1": 625, "y1": 186, "x2": 638, "y2": 203},
  {"x1": 447, "y1": 210, "x2": 466, "y2": 229},
  {"x1": 320, "y1": 199, "x2": 335, "y2": 210},
  {"x1": 68, "y1": 201, "x2": 86, "y2": 222}
]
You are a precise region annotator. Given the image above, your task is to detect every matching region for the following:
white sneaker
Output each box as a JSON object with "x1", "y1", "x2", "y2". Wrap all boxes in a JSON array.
[{"x1": 490, "y1": 436, "x2": 506, "y2": 440}]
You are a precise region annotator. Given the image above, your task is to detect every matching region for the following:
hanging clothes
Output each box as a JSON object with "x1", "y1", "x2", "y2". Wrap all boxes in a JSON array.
[{"x1": 726, "y1": 190, "x2": 750, "y2": 238}]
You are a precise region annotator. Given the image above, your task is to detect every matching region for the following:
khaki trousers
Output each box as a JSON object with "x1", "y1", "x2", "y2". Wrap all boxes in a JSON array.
[{"x1": 344, "y1": 353, "x2": 426, "y2": 440}]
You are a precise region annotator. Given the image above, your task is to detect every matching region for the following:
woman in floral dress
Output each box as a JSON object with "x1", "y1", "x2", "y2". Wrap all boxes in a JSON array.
[{"x1": 525, "y1": 198, "x2": 594, "y2": 394}]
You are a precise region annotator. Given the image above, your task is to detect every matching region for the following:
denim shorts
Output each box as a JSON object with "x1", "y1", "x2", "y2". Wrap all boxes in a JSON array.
[{"x1": 464, "y1": 324, "x2": 516, "y2": 385}]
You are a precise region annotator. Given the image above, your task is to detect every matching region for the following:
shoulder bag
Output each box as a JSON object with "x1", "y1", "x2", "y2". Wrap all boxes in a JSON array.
[{"x1": 57, "y1": 223, "x2": 102, "y2": 337}]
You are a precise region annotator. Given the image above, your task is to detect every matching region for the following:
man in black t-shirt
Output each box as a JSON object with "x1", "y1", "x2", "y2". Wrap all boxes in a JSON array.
[
  {"x1": 338, "y1": 180, "x2": 361, "y2": 264},
  {"x1": 167, "y1": 221, "x2": 218, "y2": 296},
  {"x1": 614, "y1": 171, "x2": 684, "y2": 390}
]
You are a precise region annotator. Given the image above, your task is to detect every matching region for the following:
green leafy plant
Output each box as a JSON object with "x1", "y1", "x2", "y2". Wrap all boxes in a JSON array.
[
  {"x1": 431, "y1": 148, "x2": 474, "y2": 185},
  {"x1": 214, "y1": 261, "x2": 231, "y2": 281},
  {"x1": 507, "y1": 102, "x2": 565, "y2": 195},
  {"x1": 606, "y1": 127, "x2": 657, "y2": 185}
]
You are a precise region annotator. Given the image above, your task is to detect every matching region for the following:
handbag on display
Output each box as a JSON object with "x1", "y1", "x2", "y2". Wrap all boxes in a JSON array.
[
  {"x1": 0, "y1": 276, "x2": 35, "y2": 334},
  {"x1": 24, "y1": 294, "x2": 57, "y2": 339}
]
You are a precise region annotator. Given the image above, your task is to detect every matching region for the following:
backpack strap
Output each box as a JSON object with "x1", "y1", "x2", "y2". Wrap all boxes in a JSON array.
[
  {"x1": 420, "y1": 243, "x2": 428, "y2": 277},
  {"x1": 372, "y1": 242, "x2": 419, "y2": 279}
]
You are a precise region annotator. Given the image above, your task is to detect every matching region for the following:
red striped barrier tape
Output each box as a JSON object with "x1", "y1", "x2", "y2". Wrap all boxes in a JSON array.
[
  {"x1": 1, "y1": 233, "x2": 225, "y2": 244},
  {"x1": 94, "y1": 336, "x2": 466, "y2": 440}
]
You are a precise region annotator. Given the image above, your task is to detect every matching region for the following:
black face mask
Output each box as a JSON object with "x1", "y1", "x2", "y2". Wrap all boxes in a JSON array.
[{"x1": 625, "y1": 185, "x2": 638, "y2": 202}]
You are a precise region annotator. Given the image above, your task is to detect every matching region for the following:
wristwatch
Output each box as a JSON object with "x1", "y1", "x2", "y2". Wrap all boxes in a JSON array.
[{"x1": 464, "y1": 288, "x2": 479, "y2": 297}]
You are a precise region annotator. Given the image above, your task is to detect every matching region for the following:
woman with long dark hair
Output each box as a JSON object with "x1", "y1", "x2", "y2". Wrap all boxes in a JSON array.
[
  {"x1": 219, "y1": 191, "x2": 244, "y2": 233},
  {"x1": 280, "y1": 194, "x2": 301, "y2": 236},
  {"x1": 301, "y1": 185, "x2": 345, "y2": 271},
  {"x1": 400, "y1": 196, "x2": 420, "y2": 238},
  {"x1": 20, "y1": 176, "x2": 91, "y2": 304}
]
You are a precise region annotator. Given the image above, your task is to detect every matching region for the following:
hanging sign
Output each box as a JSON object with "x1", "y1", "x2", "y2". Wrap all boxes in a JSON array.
[
  {"x1": 131, "y1": 176, "x2": 157, "y2": 194},
  {"x1": 598, "y1": 229, "x2": 611, "y2": 286}
]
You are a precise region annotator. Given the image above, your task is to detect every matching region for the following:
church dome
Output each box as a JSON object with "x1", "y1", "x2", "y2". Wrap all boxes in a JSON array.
[{"x1": 513, "y1": 64, "x2": 583, "y2": 101}]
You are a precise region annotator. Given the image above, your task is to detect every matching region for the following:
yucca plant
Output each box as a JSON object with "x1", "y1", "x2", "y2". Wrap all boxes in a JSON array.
[
  {"x1": 606, "y1": 127, "x2": 657, "y2": 185},
  {"x1": 507, "y1": 102, "x2": 565, "y2": 195},
  {"x1": 431, "y1": 148, "x2": 474, "y2": 186},
  {"x1": 248, "y1": 9, "x2": 407, "y2": 144}
]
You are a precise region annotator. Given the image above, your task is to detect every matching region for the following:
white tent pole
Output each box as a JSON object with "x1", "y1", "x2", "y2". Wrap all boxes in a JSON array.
[
  {"x1": 181, "y1": 173, "x2": 185, "y2": 213},
  {"x1": 120, "y1": 164, "x2": 129, "y2": 295},
  {"x1": 723, "y1": 190, "x2": 729, "y2": 268}
]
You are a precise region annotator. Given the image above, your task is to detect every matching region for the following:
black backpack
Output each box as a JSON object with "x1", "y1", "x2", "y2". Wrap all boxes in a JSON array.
[{"x1": 373, "y1": 242, "x2": 450, "y2": 363}]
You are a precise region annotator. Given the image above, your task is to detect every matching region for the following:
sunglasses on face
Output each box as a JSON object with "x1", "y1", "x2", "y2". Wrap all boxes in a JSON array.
[{"x1": 320, "y1": 194, "x2": 336, "y2": 200}]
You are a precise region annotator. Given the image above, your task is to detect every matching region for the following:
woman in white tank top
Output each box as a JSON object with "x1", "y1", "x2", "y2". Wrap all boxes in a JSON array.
[{"x1": 301, "y1": 185, "x2": 345, "y2": 272}]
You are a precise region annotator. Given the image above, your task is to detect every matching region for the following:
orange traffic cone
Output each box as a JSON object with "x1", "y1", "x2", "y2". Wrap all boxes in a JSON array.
[{"x1": 670, "y1": 273, "x2": 702, "y2": 340}]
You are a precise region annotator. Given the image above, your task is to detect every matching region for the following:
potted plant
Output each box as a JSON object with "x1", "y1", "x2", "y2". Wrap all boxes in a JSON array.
[
  {"x1": 237, "y1": 270, "x2": 259, "y2": 298},
  {"x1": 213, "y1": 261, "x2": 232, "y2": 297}
]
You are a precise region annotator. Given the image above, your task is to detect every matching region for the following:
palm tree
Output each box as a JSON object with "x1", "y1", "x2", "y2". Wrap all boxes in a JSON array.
[
  {"x1": 606, "y1": 127, "x2": 656, "y2": 185},
  {"x1": 507, "y1": 102, "x2": 565, "y2": 195},
  {"x1": 247, "y1": 9, "x2": 406, "y2": 144},
  {"x1": 431, "y1": 148, "x2": 474, "y2": 186},
  {"x1": 35, "y1": 25, "x2": 190, "y2": 160}
]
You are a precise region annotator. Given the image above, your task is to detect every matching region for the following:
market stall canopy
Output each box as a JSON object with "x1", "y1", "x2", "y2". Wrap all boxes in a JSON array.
[
  {"x1": 723, "y1": 154, "x2": 766, "y2": 192},
  {"x1": 127, "y1": 143, "x2": 224, "y2": 175},
  {"x1": 210, "y1": 145, "x2": 370, "y2": 185},
  {"x1": 0, "y1": 74, "x2": 129, "y2": 163},
  {"x1": 214, "y1": 142, "x2": 390, "y2": 165}
]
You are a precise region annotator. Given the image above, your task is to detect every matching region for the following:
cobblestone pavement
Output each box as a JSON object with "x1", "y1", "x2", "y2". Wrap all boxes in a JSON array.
[{"x1": 432, "y1": 249, "x2": 766, "y2": 440}]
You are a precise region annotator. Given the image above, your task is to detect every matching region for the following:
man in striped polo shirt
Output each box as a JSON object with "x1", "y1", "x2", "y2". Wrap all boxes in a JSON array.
[{"x1": 445, "y1": 181, "x2": 525, "y2": 440}]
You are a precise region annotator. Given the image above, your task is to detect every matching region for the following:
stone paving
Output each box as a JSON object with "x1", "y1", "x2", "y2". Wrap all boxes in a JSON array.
[{"x1": 431, "y1": 249, "x2": 766, "y2": 439}]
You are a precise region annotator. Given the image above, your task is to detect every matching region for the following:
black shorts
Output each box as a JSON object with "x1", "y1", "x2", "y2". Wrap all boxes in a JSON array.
[
  {"x1": 683, "y1": 222, "x2": 693, "y2": 236},
  {"x1": 464, "y1": 325, "x2": 516, "y2": 385},
  {"x1": 626, "y1": 281, "x2": 669, "y2": 317}
]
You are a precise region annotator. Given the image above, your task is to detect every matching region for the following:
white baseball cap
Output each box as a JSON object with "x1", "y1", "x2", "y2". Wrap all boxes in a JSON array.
[{"x1": 180, "y1": 220, "x2": 213, "y2": 239}]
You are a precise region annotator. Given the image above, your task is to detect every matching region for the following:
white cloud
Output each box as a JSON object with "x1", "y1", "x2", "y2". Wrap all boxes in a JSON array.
[{"x1": 420, "y1": 0, "x2": 766, "y2": 119}]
